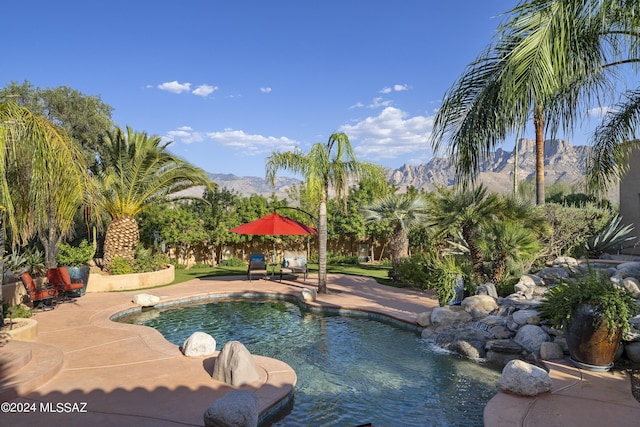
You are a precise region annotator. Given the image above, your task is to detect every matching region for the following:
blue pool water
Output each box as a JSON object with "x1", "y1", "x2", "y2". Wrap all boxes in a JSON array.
[{"x1": 117, "y1": 299, "x2": 500, "y2": 426}]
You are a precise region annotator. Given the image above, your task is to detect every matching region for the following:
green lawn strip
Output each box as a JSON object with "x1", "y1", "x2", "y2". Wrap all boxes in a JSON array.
[{"x1": 169, "y1": 263, "x2": 393, "y2": 286}]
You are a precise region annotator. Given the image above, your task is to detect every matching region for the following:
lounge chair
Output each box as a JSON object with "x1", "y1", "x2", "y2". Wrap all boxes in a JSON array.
[
  {"x1": 247, "y1": 253, "x2": 267, "y2": 281},
  {"x1": 46, "y1": 267, "x2": 84, "y2": 301},
  {"x1": 280, "y1": 251, "x2": 308, "y2": 281},
  {"x1": 20, "y1": 272, "x2": 58, "y2": 310}
]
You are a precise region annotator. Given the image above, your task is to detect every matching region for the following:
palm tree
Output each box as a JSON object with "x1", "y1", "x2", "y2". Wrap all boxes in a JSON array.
[
  {"x1": 361, "y1": 193, "x2": 429, "y2": 268},
  {"x1": 427, "y1": 185, "x2": 503, "y2": 282},
  {"x1": 0, "y1": 102, "x2": 89, "y2": 324},
  {"x1": 431, "y1": 0, "x2": 613, "y2": 205},
  {"x1": 0, "y1": 101, "x2": 89, "y2": 267},
  {"x1": 93, "y1": 126, "x2": 211, "y2": 271},
  {"x1": 266, "y1": 133, "x2": 386, "y2": 293}
]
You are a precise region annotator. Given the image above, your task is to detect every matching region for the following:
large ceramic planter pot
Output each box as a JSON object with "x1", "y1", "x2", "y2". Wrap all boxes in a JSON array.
[
  {"x1": 65, "y1": 265, "x2": 91, "y2": 296},
  {"x1": 566, "y1": 302, "x2": 622, "y2": 371}
]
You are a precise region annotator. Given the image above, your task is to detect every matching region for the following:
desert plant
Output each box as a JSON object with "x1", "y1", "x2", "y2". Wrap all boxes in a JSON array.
[
  {"x1": 582, "y1": 215, "x2": 635, "y2": 258},
  {"x1": 541, "y1": 268, "x2": 638, "y2": 339},
  {"x1": 23, "y1": 247, "x2": 46, "y2": 276}
]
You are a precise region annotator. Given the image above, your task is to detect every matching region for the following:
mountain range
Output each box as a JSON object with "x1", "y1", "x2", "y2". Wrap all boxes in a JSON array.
[{"x1": 205, "y1": 139, "x2": 618, "y2": 201}]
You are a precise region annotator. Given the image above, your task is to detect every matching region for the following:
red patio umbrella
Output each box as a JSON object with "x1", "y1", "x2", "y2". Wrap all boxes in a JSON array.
[{"x1": 229, "y1": 212, "x2": 316, "y2": 235}]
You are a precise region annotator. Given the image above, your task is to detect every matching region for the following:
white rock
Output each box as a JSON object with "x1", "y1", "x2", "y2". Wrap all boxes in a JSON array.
[
  {"x1": 204, "y1": 390, "x2": 259, "y2": 427},
  {"x1": 499, "y1": 360, "x2": 552, "y2": 396},
  {"x1": 622, "y1": 277, "x2": 640, "y2": 297},
  {"x1": 132, "y1": 293, "x2": 160, "y2": 307},
  {"x1": 182, "y1": 332, "x2": 216, "y2": 357},
  {"x1": 212, "y1": 341, "x2": 260, "y2": 386},
  {"x1": 301, "y1": 287, "x2": 317, "y2": 302}
]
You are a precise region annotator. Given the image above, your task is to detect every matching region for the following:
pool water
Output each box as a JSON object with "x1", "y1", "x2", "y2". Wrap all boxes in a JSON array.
[{"x1": 118, "y1": 300, "x2": 500, "y2": 426}]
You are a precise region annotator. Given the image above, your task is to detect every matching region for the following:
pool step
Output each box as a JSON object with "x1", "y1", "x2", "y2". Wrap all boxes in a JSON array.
[{"x1": 0, "y1": 340, "x2": 63, "y2": 402}]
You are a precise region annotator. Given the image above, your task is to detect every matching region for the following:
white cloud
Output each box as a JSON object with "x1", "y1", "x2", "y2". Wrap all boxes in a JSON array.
[
  {"x1": 157, "y1": 80, "x2": 192, "y2": 94},
  {"x1": 368, "y1": 97, "x2": 393, "y2": 109},
  {"x1": 260, "y1": 87, "x2": 272, "y2": 93},
  {"x1": 350, "y1": 101, "x2": 365, "y2": 109},
  {"x1": 192, "y1": 84, "x2": 218, "y2": 97},
  {"x1": 588, "y1": 106, "x2": 616, "y2": 117},
  {"x1": 380, "y1": 84, "x2": 409, "y2": 94},
  {"x1": 168, "y1": 126, "x2": 298, "y2": 155},
  {"x1": 166, "y1": 126, "x2": 205, "y2": 144},
  {"x1": 205, "y1": 129, "x2": 298, "y2": 155},
  {"x1": 339, "y1": 107, "x2": 434, "y2": 160}
]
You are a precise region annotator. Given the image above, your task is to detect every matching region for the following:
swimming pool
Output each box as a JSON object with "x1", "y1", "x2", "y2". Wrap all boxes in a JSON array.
[{"x1": 117, "y1": 299, "x2": 500, "y2": 426}]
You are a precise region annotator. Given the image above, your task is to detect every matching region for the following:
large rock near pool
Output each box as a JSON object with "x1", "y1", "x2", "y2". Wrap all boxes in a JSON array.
[
  {"x1": 461, "y1": 295, "x2": 498, "y2": 318},
  {"x1": 212, "y1": 341, "x2": 260, "y2": 386},
  {"x1": 514, "y1": 324, "x2": 549, "y2": 353},
  {"x1": 204, "y1": 390, "x2": 259, "y2": 427},
  {"x1": 430, "y1": 306, "x2": 472, "y2": 326},
  {"x1": 182, "y1": 332, "x2": 216, "y2": 357},
  {"x1": 499, "y1": 359, "x2": 552, "y2": 396},
  {"x1": 132, "y1": 293, "x2": 160, "y2": 307}
]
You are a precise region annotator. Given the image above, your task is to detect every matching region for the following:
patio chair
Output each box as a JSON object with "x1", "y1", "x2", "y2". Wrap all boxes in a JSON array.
[
  {"x1": 280, "y1": 250, "x2": 308, "y2": 281},
  {"x1": 247, "y1": 253, "x2": 268, "y2": 281},
  {"x1": 20, "y1": 272, "x2": 58, "y2": 310},
  {"x1": 46, "y1": 267, "x2": 84, "y2": 301}
]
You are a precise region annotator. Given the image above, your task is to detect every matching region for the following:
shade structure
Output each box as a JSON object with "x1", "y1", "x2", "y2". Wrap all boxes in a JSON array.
[{"x1": 229, "y1": 212, "x2": 316, "y2": 235}]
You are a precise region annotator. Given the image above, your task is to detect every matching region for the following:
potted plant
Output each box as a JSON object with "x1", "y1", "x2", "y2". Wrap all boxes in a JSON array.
[
  {"x1": 56, "y1": 239, "x2": 96, "y2": 296},
  {"x1": 540, "y1": 267, "x2": 638, "y2": 371}
]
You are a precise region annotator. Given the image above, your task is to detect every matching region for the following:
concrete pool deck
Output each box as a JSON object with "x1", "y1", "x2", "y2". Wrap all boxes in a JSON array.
[{"x1": 1, "y1": 273, "x2": 639, "y2": 426}]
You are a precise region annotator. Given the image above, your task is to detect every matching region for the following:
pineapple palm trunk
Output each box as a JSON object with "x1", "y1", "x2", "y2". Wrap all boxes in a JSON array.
[{"x1": 103, "y1": 215, "x2": 140, "y2": 272}]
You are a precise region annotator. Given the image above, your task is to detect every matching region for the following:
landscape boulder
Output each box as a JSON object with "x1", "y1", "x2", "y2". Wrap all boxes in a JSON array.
[
  {"x1": 132, "y1": 293, "x2": 160, "y2": 307},
  {"x1": 461, "y1": 295, "x2": 498, "y2": 318},
  {"x1": 514, "y1": 325, "x2": 550, "y2": 353},
  {"x1": 212, "y1": 341, "x2": 260, "y2": 386},
  {"x1": 182, "y1": 332, "x2": 216, "y2": 357},
  {"x1": 301, "y1": 287, "x2": 317, "y2": 302},
  {"x1": 203, "y1": 390, "x2": 259, "y2": 427},
  {"x1": 499, "y1": 360, "x2": 552, "y2": 396},
  {"x1": 430, "y1": 306, "x2": 472, "y2": 326}
]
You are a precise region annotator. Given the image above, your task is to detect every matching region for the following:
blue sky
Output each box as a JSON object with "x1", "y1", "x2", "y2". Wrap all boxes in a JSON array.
[{"x1": 1, "y1": 1, "x2": 603, "y2": 177}]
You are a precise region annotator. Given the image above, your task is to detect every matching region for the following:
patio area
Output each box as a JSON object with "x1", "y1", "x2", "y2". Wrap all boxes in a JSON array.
[{"x1": 1, "y1": 273, "x2": 639, "y2": 426}]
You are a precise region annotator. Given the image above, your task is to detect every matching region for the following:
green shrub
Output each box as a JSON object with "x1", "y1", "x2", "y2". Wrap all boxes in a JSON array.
[
  {"x1": 2, "y1": 303, "x2": 33, "y2": 319},
  {"x1": 57, "y1": 239, "x2": 95, "y2": 266},
  {"x1": 220, "y1": 257, "x2": 245, "y2": 267},
  {"x1": 110, "y1": 257, "x2": 133, "y2": 275},
  {"x1": 394, "y1": 252, "x2": 464, "y2": 305}
]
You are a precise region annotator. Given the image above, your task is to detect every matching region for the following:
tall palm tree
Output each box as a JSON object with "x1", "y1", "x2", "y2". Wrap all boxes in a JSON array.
[
  {"x1": 93, "y1": 126, "x2": 211, "y2": 271},
  {"x1": 361, "y1": 193, "x2": 429, "y2": 268},
  {"x1": 431, "y1": 0, "x2": 613, "y2": 205},
  {"x1": 0, "y1": 102, "x2": 88, "y2": 324},
  {"x1": 266, "y1": 133, "x2": 386, "y2": 293},
  {"x1": 0, "y1": 101, "x2": 88, "y2": 267}
]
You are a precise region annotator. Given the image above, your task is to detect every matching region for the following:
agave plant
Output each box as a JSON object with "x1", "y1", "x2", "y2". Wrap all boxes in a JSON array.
[{"x1": 584, "y1": 215, "x2": 635, "y2": 258}]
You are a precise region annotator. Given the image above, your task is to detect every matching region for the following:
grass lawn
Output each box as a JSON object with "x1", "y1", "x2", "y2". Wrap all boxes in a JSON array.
[{"x1": 170, "y1": 263, "x2": 393, "y2": 286}]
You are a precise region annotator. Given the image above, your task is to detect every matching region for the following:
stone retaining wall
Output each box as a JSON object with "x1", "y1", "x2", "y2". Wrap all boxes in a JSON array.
[{"x1": 86, "y1": 265, "x2": 175, "y2": 292}]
